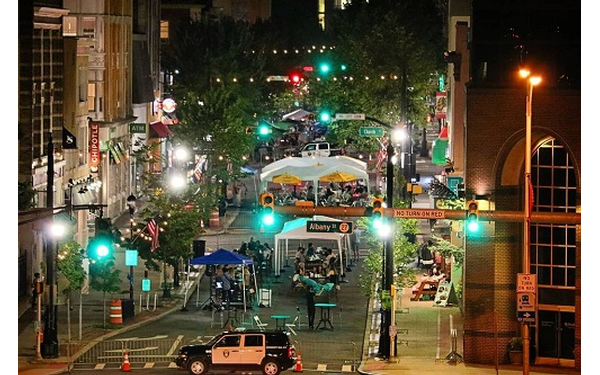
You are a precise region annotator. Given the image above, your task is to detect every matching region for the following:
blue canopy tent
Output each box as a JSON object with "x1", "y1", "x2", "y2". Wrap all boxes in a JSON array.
[{"x1": 190, "y1": 249, "x2": 257, "y2": 311}]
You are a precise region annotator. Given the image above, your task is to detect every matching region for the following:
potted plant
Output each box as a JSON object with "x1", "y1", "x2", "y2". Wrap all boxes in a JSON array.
[{"x1": 507, "y1": 337, "x2": 523, "y2": 365}]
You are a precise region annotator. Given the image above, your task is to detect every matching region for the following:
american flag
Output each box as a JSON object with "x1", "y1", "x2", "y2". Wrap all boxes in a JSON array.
[
  {"x1": 375, "y1": 148, "x2": 387, "y2": 171},
  {"x1": 148, "y1": 219, "x2": 159, "y2": 252}
]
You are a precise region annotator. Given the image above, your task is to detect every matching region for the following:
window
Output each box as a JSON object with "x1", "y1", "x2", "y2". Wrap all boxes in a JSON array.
[
  {"x1": 530, "y1": 139, "x2": 577, "y2": 290},
  {"x1": 87, "y1": 83, "x2": 96, "y2": 111},
  {"x1": 216, "y1": 335, "x2": 240, "y2": 348},
  {"x1": 82, "y1": 17, "x2": 96, "y2": 38},
  {"x1": 78, "y1": 68, "x2": 88, "y2": 103},
  {"x1": 63, "y1": 16, "x2": 77, "y2": 37},
  {"x1": 160, "y1": 20, "x2": 169, "y2": 41},
  {"x1": 243, "y1": 335, "x2": 263, "y2": 347}
]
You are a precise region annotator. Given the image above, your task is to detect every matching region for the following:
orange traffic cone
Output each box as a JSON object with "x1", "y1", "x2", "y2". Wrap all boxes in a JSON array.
[
  {"x1": 293, "y1": 352, "x2": 303, "y2": 372},
  {"x1": 122, "y1": 350, "x2": 131, "y2": 372}
]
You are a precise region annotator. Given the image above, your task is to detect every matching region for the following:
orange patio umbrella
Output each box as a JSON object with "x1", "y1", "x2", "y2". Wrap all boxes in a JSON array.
[
  {"x1": 272, "y1": 173, "x2": 303, "y2": 184},
  {"x1": 319, "y1": 171, "x2": 358, "y2": 183}
]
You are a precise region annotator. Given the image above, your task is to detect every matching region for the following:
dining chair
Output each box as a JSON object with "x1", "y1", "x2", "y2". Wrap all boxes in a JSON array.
[
  {"x1": 253, "y1": 315, "x2": 268, "y2": 330},
  {"x1": 285, "y1": 316, "x2": 298, "y2": 335}
]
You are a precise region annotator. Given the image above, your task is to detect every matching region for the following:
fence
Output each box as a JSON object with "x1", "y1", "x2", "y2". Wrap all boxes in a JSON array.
[{"x1": 68, "y1": 336, "x2": 359, "y2": 369}]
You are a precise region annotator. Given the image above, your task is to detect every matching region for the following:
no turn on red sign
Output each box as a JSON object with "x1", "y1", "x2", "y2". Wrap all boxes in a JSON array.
[{"x1": 517, "y1": 273, "x2": 537, "y2": 293}]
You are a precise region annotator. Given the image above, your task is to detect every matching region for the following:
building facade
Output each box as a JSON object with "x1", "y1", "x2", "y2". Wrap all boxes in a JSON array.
[{"x1": 445, "y1": 0, "x2": 581, "y2": 369}]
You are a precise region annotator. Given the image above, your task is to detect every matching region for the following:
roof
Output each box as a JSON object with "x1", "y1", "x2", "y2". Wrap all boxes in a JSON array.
[{"x1": 190, "y1": 248, "x2": 253, "y2": 265}]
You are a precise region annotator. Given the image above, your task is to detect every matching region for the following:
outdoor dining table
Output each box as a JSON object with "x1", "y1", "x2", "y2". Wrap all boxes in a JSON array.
[
  {"x1": 314, "y1": 302, "x2": 336, "y2": 330},
  {"x1": 270, "y1": 314, "x2": 291, "y2": 331}
]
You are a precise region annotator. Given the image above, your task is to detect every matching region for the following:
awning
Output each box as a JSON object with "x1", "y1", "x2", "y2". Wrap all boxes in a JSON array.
[
  {"x1": 150, "y1": 121, "x2": 173, "y2": 138},
  {"x1": 432, "y1": 138, "x2": 449, "y2": 165}
]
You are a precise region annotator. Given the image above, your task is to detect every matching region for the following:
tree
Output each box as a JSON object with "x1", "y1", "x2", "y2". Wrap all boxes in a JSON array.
[
  {"x1": 57, "y1": 239, "x2": 86, "y2": 303},
  {"x1": 18, "y1": 180, "x2": 36, "y2": 211},
  {"x1": 88, "y1": 259, "x2": 121, "y2": 328}
]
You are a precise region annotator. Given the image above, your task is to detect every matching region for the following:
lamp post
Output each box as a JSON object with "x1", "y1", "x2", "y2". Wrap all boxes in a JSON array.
[
  {"x1": 519, "y1": 69, "x2": 541, "y2": 375},
  {"x1": 378, "y1": 142, "x2": 395, "y2": 359},
  {"x1": 41, "y1": 132, "x2": 59, "y2": 358}
]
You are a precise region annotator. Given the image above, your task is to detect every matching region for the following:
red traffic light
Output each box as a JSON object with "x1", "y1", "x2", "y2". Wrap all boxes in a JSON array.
[{"x1": 289, "y1": 71, "x2": 303, "y2": 85}]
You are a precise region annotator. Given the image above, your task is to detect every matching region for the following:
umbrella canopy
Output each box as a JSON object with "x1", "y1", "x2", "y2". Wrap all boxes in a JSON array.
[
  {"x1": 272, "y1": 173, "x2": 303, "y2": 184},
  {"x1": 319, "y1": 170, "x2": 358, "y2": 183}
]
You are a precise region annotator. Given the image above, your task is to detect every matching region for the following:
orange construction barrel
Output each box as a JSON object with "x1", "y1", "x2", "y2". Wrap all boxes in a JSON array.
[
  {"x1": 110, "y1": 299, "x2": 123, "y2": 325},
  {"x1": 209, "y1": 209, "x2": 220, "y2": 227}
]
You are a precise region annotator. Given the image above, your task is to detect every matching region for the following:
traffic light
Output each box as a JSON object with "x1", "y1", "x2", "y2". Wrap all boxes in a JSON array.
[
  {"x1": 318, "y1": 62, "x2": 331, "y2": 74},
  {"x1": 260, "y1": 192, "x2": 275, "y2": 226},
  {"x1": 257, "y1": 121, "x2": 272, "y2": 138},
  {"x1": 288, "y1": 71, "x2": 303, "y2": 85},
  {"x1": 371, "y1": 197, "x2": 385, "y2": 229},
  {"x1": 466, "y1": 200, "x2": 480, "y2": 233},
  {"x1": 88, "y1": 217, "x2": 114, "y2": 261},
  {"x1": 318, "y1": 110, "x2": 331, "y2": 124}
]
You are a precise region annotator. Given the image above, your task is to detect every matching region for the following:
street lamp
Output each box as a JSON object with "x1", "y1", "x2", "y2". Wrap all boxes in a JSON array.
[{"x1": 519, "y1": 68, "x2": 541, "y2": 375}]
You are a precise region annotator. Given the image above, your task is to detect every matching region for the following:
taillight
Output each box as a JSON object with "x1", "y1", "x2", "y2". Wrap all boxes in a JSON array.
[{"x1": 287, "y1": 347, "x2": 293, "y2": 358}]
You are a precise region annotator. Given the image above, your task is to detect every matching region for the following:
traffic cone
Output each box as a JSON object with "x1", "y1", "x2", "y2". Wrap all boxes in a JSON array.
[
  {"x1": 293, "y1": 352, "x2": 303, "y2": 372},
  {"x1": 122, "y1": 350, "x2": 131, "y2": 372}
]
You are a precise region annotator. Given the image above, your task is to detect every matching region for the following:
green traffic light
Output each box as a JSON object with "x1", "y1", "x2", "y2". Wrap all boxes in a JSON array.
[
  {"x1": 319, "y1": 111, "x2": 331, "y2": 123},
  {"x1": 88, "y1": 234, "x2": 113, "y2": 261},
  {"x1": 262, "y1": 213, "x2": 275, "y2": 226},
  {"x1": 319, "y1": 63, "x2": 331, "y2": 74},
  {"x1": 258, "y1": 121, "x2": 272, "y2": 137},
  {"x1": 467, "y1": 218, "x2": 480, "y2": 233}
]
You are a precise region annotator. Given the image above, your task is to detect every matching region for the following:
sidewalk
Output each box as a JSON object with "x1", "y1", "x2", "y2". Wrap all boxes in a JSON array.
[
  {"x1": 17, "y1": 207, "x2": 239, "y2": 375},
  {"x1": 18, "y1": 153, "x2": 580, "y2": 375}
]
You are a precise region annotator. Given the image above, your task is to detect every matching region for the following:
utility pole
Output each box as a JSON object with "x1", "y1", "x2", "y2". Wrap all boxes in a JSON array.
[
  {"x1": 378, "y1": 142, "x2": 395, "y2": 359},
  {"x1": 41, "y1": 132, "x2": 59, "y2": 358}
]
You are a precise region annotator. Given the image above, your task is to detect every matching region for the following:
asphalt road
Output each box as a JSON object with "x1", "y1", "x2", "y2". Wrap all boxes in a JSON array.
[{"x1": 70, "y1": 245, "x2": 371, "y2": 373}]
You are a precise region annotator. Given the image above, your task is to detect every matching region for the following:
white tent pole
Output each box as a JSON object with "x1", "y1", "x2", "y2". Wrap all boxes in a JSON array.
[{"x1": 242, "y1": 265, "x2": 247, "y2": 313}]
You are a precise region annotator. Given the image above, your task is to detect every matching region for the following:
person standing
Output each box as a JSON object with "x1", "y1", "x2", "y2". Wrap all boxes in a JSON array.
[
  {"x1": 353, "y1": 226, "x2": 363, "y2": 262},
  {"x1": 306, "y1": 287, "x2": 316, "y2": 330}
]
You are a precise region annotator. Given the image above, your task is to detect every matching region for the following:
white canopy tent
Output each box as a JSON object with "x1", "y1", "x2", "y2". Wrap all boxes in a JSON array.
[
  {"x1": 260, "y1": 156, "x2": 370, "y2": 203},
  {"x1": 273, "y1": 215, "x2": 352, "y2": 279}
]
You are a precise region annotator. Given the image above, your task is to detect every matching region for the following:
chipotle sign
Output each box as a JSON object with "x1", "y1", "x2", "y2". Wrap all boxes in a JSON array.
[{"x1": 90, "y1": 122, "x2": 101, "y2": 173}]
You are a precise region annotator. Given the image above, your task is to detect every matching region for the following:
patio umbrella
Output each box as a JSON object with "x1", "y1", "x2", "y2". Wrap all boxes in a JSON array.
[
  {"x1": 272, "y1": 173, "x2": 303, "y2": 184},
  {"x1": 319, "y1": 170, "x2": 358, "y2": 183}
]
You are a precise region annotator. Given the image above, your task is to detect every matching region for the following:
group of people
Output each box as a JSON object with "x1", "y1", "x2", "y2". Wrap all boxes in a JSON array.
[
  {"x1": 273, "y1": 182, "x2": 370, "y2": 207},
  {"x1": 291, "y1": 242, "x2": 341, "y2": 329}
]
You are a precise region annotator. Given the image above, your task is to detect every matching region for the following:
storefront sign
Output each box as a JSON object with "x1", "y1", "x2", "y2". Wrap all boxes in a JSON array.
[{"x1": 90, "y1": 121, "x2": 101, "y2": 173}]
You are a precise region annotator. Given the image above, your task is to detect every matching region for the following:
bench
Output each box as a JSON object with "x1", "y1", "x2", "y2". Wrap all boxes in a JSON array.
[{"x1": 411, "y1": 280, "x2": 439, "y2": 301}]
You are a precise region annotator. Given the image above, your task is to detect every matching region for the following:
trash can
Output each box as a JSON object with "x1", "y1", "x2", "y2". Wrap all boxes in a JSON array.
[{"x1": 121, "y1": 299, "x2": 135, "y2": 322}]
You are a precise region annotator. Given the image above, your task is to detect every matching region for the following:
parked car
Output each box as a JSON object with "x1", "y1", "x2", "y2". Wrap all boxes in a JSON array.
[
  {"x1": 175, "y1": 329, "x2": 297, "y2": 375},
  {"x1": 300, "y1": 141, "x2": 344, "y2": 158}
]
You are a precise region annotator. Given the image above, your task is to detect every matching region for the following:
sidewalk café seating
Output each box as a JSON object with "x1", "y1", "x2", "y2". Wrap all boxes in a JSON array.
[
  {"x1": 411, "y1": 279, "x2": 439, "y2": 301},
  {"x1": 253, "y1": 315, "x2": 268, "y2": 330}
]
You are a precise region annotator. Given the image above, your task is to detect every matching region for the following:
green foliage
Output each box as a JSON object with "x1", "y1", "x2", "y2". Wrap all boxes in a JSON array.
[
  {"x1": 429, "y1": 235, "x2": 464, "y2": 267},
  {"x1": 18, "y1": 181, "x2": 36, "y2": 211},
  {"x1": 356, "y1": 215, "x2": 420, "y2": 297},
  {"x1": 89, "y1": 260, "x2": 121, "y2": 295},
  {"x1": 508, "y1": 337, "x2": 523, "y2": 351},
  {"x1": 57, "y1": 240, "x2": 87, "y2": 292}
]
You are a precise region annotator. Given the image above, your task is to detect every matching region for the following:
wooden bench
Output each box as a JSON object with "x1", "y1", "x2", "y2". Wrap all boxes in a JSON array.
[{"x1": 411, "y1": 280, "x2": 439, "y2": 301}]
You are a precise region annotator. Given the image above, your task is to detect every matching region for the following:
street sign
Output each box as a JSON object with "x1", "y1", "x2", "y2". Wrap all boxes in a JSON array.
[
  {"x1": 336, "y1": 113, "x2": 365, "y2": 120},
  {"x1": 393, "y1": 208, "x2": 445, "y2": 219},
  {"x1": 267, "y1": 75, "x2": 288, "y2": 82},
  {"x1": 306, "y1": 220, "x2": 353, "y2": 234},
  {"x1": 517, "y1": 292, "x2": 535, "y2": 312},
  {"x1": 141, "y1": 278, "x2": 151, "y2": 292},
  {"x1": 517, "y1": 273, "x2": 536, "y2": 293},
  {"x1": 517, "y1": 311, "x2": 536, "y2": 324},
  {"x1": 359, "y1": 126, "x2": 383, "y2": 137}
]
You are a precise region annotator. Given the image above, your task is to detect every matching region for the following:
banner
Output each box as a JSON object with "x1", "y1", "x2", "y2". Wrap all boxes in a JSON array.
[
  {"x1": 435, "y1": 92, "x2": 447, "y2": 119},
  {"x1": 62, "y1": 126, "x2": 77, "y2": 149}
]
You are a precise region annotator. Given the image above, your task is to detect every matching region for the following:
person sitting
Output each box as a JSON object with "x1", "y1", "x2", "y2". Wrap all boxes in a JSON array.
[
  {"x1": 305, "y1": 186, "x2": 315, "y2": 202},
  {"x1": 296, "y1": 269, "x2": 335, "y2": 297}
]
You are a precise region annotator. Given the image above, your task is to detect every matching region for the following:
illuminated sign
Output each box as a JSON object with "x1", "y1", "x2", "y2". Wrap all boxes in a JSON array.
[{"x1": 90, "y1": 122, "x2": 101, "y2": 173}]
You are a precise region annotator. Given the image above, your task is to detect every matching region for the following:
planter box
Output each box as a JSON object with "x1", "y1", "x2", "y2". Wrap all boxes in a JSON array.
[{"x1": 509, "y1": 350, "x2": 523, "y2": 365}]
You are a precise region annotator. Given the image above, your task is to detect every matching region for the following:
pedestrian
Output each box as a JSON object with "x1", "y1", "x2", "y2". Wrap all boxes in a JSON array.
[
  {"x1": 353, "y1": 226, "x2": 363, "y2": 262},
  {"x1": 306, "y1": 286, "x2": 316, "y2": 330},
  {"x1": 420, "y1": 240, "x2": 434, "y2": 271}
]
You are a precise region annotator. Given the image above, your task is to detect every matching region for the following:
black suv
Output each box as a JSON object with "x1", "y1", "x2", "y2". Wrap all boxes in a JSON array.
[{"x1": 175, "y1": 329, "x2": 297, "y2": 375}]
